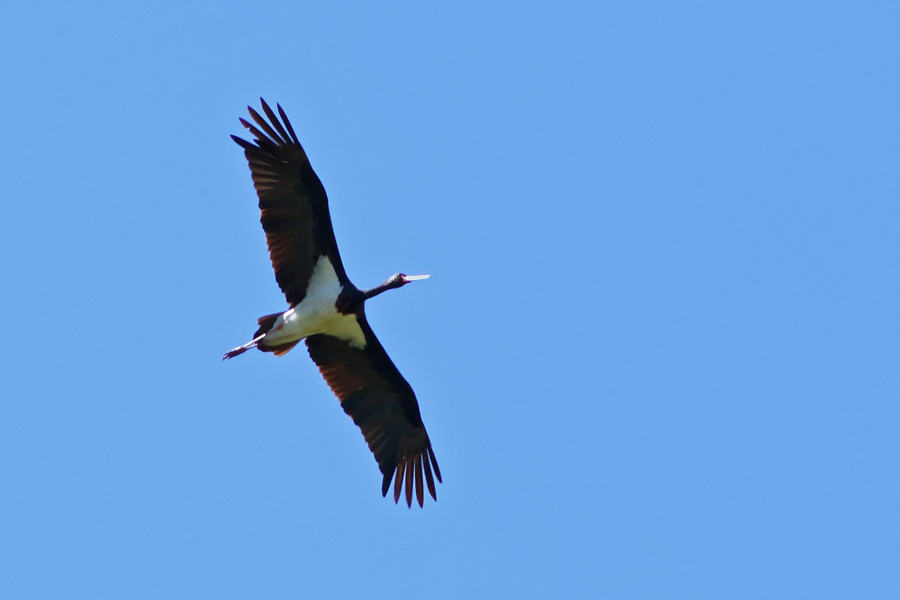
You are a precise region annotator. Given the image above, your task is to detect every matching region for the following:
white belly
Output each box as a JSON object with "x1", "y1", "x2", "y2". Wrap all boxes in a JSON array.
[{"x1": 263, "y1": 256, "x2": 367, "y2": 349}]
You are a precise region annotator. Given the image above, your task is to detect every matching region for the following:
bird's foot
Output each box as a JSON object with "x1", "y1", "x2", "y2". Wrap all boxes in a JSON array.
[{"x1": 222, "y1": 334, "x2": 266, "y2": 360}]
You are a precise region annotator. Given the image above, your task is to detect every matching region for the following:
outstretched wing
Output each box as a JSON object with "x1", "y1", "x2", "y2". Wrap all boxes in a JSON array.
[
  {"x1": 305, "y1": 316, "x2": 442, "y2": 507},
  {"x1": 232, "y1": 99, "x2": 351, "y2": 305}
]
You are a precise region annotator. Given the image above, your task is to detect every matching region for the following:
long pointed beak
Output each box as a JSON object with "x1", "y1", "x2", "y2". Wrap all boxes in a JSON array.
[{"x1": 402, "y1": 274, "x2": 431, "y2": 283}]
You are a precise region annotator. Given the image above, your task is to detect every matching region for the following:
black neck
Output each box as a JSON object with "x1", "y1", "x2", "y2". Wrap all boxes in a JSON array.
[{"x1": 363, "y1": 277, "x2": 402, "y2": 301}]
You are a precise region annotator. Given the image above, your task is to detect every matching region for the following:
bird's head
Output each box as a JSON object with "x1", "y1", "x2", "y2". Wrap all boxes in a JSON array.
[
  {"x1": 365, "y1": 273, "x2": 431, "y2": 300},
  {"x1": 391, "y1": 273, "x2": 431, "y2": 288}
]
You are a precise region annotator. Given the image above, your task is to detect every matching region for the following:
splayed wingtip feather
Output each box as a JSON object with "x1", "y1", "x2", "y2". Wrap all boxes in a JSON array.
[
  {"x1": 405, "y1": 458, "x2": 414, "y2": 507},
  {"x1": 423, "y1": 454, "x2": 436, "y2": 500},
  {"x1": 393, "y1": 462, "x2": 404, "y2": 504},
  {"x1": 415, "y1": 455, "x2": 424, "y2": 507}
]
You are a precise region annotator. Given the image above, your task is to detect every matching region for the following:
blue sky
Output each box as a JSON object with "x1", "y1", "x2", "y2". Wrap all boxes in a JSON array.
[{"x1": 1, "y1": 1, "x2": 898, "y2": 598}]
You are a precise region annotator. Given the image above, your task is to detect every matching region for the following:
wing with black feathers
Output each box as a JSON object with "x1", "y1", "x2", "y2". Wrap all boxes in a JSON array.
[
  {"x1": 305, "y1": 316, "x2": 442, "y2": 507},
  {"x1": 232, "y1": 99, "x2": 351, "y2": 305}
]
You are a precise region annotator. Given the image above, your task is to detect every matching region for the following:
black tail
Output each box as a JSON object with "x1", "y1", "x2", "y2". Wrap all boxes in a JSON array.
[
  {"x1": 254, "y1": 313, "x2": 300, "y2": 356},
  {"x1": 254, "y1": 313, "x2": 281, "y2": 338}
]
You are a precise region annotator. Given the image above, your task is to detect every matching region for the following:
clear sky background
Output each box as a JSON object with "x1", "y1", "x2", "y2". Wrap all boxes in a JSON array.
[{"x1": 1, "y1": 1, "x2": 898, "y2": 598}]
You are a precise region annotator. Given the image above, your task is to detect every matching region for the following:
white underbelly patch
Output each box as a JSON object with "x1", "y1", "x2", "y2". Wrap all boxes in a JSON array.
[{"x1": 263, "y1": 256, "x2": 367, "y2": 349}]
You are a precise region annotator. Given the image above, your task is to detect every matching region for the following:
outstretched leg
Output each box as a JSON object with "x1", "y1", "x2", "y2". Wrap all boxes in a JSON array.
[{"x1": 222, "y1": 334, "x2": 266, "y2": 360}]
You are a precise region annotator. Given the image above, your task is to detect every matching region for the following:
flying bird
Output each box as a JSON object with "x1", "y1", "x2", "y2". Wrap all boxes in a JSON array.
[{"x1": 224, "y1": 99, "x2": 441, "y2": 507}]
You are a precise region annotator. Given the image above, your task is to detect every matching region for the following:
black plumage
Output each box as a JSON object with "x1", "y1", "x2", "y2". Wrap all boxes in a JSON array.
[{"x1": 226, "y1": 99, "x2": 441, "y2": 507}]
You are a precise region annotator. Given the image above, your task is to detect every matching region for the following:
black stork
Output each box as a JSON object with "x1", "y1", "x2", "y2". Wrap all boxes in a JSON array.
[{"x1": 223, "y1": 100, "x2": 441, "y2": 507}]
